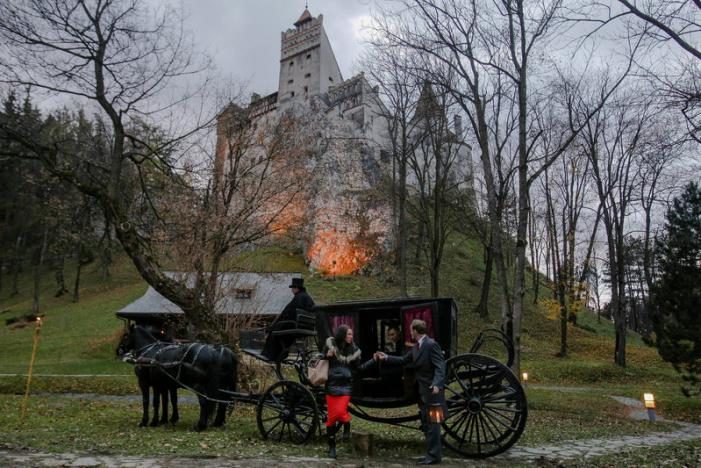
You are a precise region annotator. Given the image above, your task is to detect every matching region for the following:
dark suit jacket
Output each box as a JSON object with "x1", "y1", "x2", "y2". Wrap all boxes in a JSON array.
[{"x1": 385, "y1": 336, "x2": 446, "y2": 400}]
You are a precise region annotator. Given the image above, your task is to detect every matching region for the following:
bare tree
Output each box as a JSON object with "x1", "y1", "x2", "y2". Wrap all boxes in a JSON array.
[
  {"x1": 577, "y1": 89, "x2": 654, "y2": 366},
  {"x1": 405, "y1": 83, "x2": 466, "y2": 297},
  {"x1": 372, "y1": 0, "x2": 519, "y2": 322},
  {"x1": 539, "y1": 144, "x2": 592, "y2": 356},
  {"x1": 600, "y1": 1, "x2": 701, "y2": 142},
  {"x1": 616, "y1": 1, "x2": 701, "y2": 60},
  {"x1": 361, "y1": 46, "x2": 422, "y2": 296},
  {"x1": 0, "y1": 1, "x2": 304, "y2": 338},
  {"x1": 373, "y1": 0, "x2": 636, "y2": 375}
]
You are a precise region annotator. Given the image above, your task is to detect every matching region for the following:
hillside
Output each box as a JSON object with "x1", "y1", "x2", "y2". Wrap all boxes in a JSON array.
[{"x1": 0, "y1": 237, "x2": 696, "y2": 418}]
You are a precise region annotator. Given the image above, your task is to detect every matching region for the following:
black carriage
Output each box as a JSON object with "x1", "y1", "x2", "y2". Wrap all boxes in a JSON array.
[{"x1": 240, "y1": 297, "x2": 528, "y2": 459}]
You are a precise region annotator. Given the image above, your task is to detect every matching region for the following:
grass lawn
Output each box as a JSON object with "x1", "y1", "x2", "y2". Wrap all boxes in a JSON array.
[
  {"x1": 0, "y1": 388, "x2": 687, "y2": 462},
  {"x1": 1, "y1": 243, "x2": 700, "y2": 465}
]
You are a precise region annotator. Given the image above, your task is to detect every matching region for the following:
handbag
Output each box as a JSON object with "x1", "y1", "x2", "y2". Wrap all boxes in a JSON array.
[{"x1": 308, "y1": 358, "x2": 329, "y2": 386}]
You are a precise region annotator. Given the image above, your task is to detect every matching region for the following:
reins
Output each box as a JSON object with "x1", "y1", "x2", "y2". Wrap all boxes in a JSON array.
[{"x1": 124, "y1": 327, "x2": 234, "y2": 405}]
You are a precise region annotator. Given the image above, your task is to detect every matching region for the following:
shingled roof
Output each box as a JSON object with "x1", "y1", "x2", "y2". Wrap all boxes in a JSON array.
[{"x1": 116, "y1": 272, "x2": 302, "y2": 320}]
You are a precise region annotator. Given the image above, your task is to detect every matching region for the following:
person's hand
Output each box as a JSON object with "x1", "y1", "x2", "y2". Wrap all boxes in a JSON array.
[
  {"x1": 431, "y1": 385, "x2": 440, "y2": 394},
  {"x1": 326, "y1": 349, "x2": 335, "y2": 358},
  {"x1": 376, "y1": 351, "x2": 387, "y2": 361}
]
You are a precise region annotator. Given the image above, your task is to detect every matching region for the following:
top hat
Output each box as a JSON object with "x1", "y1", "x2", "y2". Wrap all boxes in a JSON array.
[{"x1": 289, "y1": 277, "x2": 305, "y2": 289}]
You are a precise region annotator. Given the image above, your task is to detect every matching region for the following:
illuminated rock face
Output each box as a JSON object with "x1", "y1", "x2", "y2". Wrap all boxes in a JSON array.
[{"x1": 216, "y1": 11, "x2": 394, "y2": 275}]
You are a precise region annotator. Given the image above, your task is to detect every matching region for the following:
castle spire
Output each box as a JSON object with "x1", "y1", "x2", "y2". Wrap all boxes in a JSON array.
[{"x1": 294, "y1": 8, "x2": 313, "y2": 27}]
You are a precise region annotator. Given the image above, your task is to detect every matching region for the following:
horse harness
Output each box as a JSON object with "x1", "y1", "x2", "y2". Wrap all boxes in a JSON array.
[{"x1": 126, "y1": 334, "x2": 233, "y2": 404}]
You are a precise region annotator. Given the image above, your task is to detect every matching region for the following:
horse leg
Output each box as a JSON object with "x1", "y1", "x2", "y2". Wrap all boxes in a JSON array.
[
  {"x1": 212, "y1": 402, "x2": 227, "y2": 427},
  {"x1": 169, "y1": 386, "x2": 179, "y2": 425},
  {"x1": 158, "y1": 386, "x2": 169, "y2": 426},
  {"x1": 139, "y1": 378, "x2": 149, "y2": 427},
  {"x1": 195, "y1": 396, "x2": 209, "y2": 431},
  {"x1": 150, "y1": 386, "x2": 161, "y2": 427}
]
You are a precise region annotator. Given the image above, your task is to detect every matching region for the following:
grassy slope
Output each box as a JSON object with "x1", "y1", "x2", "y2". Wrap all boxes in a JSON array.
[{"x1": 0, "y1": 238, "x2": 698, "y2": 421}]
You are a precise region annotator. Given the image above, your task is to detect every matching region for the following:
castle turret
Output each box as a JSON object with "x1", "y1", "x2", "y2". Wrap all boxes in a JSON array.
[{"x1": 278, "y1": 9, "x2": 343, "y2": 107}]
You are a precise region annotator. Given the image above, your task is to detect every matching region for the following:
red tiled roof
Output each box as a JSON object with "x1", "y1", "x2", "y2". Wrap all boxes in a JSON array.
[{"x1": 294, "y1": 9, "x2": 313, "y2": 27}]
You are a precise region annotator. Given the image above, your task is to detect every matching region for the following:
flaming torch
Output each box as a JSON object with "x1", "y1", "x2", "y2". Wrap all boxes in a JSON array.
[{"x1": 20, "y1": 316, "x2": 43, "y2": 421}]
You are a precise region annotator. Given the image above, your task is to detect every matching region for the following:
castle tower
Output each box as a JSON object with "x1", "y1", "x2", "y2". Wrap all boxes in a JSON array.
[{"x1": 277, "y1": 9, "x2": 343, "y2": 107}]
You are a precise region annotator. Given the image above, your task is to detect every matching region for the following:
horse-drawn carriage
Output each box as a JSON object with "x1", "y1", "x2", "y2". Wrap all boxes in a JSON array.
[{"x1": 118, "y1": 297, "x2": 528, "y2": 459}]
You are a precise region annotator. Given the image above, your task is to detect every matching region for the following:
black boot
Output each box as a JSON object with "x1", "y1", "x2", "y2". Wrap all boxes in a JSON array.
[
  {"x1": 326, "y1": 426, "x2": 337, "y2": 458},
  {"x1": 342, "y1": 422, "x2": 351, "y2": 442}
]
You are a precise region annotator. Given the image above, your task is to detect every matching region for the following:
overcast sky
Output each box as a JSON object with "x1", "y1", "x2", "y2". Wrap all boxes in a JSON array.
[{"x1": 184, "y1": 1, "x2": 376, "y2": 96}]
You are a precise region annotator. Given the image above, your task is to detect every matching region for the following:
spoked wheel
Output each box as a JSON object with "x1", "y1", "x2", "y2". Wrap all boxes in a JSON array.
[
  {"x1": 256, "y1": 380, "x2": 319, "y2": 444},
  {"x1": 442, "y1": 353, "x2": 527, "y2": 458}
]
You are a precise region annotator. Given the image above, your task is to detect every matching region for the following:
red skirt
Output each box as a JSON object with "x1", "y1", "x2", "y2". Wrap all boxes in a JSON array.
[{"x1": 325, "y1": 395, "x2": 351, "y2": 427}]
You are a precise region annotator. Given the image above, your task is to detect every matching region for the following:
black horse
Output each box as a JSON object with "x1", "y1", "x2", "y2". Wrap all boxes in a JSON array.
[
  {"x1": 116, "y1": 324, "x2": 179, "y2": 427},
  {"x1": 117, "y1": 324, "x2": 237, "y2": 431}
]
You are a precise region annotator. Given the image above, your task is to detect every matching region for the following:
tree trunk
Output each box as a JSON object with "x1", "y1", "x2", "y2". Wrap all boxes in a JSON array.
[
  {"x1": 474, "y1": 243, "x2": 493, "y2": 319},
  {"x1": 511, "y1": 20, "x2": 529, "y2": 377},
  {"x1": 398, "y1": 150, "x2": 408, "y2": 297},
  {"x1": 32, "y1": 226, "x2": 49, "y2": 315},
  {"x1": 11, "y1": 234, "x2": 22, "y2": 296},
  {"x1": 73, "y1": 246, "x2": 83, "y2": 303},
  {"x1": 557, "y1": 272, "x2": 568, "y2": 357},
  {"x1": 528, "y1": 202, "x2": 540, "y2": 305},
  {"x1": 99, "y1": 219, "x2": 112, "y2": 281},
  {"x1": 54, "y1": 255, "x2": 68, "y2": 297},
  {"x1": 415, "y1": 220, "x2": 425, "y2": 263}
]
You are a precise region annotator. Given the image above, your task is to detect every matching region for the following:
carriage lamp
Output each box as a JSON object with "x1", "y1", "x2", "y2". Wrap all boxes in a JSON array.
[
  {"x1": 428, "y1": 403, "x2": 444, "y2": 424},
  {"x1": 643, "y1": 393, "x2": 656, "y2": 422}
]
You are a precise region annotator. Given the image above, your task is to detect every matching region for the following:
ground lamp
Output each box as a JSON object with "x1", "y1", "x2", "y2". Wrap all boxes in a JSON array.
[
  {"x1": 20, "y1": 316, "x2": 43, "y2": 421},
  {"x1": 521, "y1": 372, "x2": 528, "y2": 387},
  {"x1": 643, "y1": 393, "x2": 656, "y2": 422}
]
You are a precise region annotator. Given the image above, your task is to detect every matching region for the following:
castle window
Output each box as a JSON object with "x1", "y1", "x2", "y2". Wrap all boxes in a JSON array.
[
  {"x1": 329, "y1": 77, "x2": 333, "y2": 82},
  {"x1": 306, "y1": 53, "x2": 311, "y2": 59},
  {"x1": 289, "y1": 61, "x2": 294, "y2": 67},
  {"x1": 288, "y1": 79, "x2": 294, "y2": 84},
  {"x1": 291, "y1": 91, "x2": 295, "y2": 97},
  {"x1": 304, "y1": 86, "x2": 308, "y2": 93},
  {"x1": 305, "y1": 73, "x2": 311, "y2": 78}
]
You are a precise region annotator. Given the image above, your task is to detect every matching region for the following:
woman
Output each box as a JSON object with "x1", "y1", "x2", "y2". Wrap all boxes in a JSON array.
[{"x1": 323, "y1": 325, "x2": 369, "y2": 458}]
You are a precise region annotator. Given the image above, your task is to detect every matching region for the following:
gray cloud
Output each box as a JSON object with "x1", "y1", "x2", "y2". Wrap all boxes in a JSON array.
[{"x1": 184, "y1": 1, "x2": 374, "y2": 96}]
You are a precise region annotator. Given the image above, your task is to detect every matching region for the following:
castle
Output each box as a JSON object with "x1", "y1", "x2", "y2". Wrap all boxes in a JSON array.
[{"x1": 216, "y1": 9, "x2": 472, "y2": 275}]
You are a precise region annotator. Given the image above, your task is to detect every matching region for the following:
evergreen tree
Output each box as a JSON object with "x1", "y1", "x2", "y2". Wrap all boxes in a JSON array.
[{"x1": 651, "y1": 182, "x2": 701, "y2": 396}]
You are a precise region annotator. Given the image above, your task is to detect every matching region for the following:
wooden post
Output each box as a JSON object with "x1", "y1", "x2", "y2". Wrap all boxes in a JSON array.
[
  {"x1": 352, "y1": 431, "x2": 374, "y2": 457},
  {"x1": 20, "y1": 317, "x2": 42, "y2": 421}
]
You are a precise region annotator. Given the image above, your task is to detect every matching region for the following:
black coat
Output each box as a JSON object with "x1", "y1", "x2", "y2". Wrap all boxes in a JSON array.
[
  {"x1": 277, "y1": 289, "x2": 315, "y2": 323},
  {"x1": 323, "y1": 337, "x2": 369, "y2": 396}
]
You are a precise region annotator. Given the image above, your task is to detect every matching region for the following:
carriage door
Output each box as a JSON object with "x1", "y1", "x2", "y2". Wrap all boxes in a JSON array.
[{"x1": 400, "y1": 302, "x2": 438, "y2": 347}]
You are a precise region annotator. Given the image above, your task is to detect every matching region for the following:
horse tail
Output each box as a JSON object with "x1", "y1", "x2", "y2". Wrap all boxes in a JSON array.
[
  {"x1": 220, "y1": 346, "x2": 237, "y2": 393},
  {"x1": 229, "y1": 348, "x2": 238, "y2": 393}
]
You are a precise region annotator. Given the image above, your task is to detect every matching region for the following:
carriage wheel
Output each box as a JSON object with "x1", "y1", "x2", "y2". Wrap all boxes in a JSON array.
[
  {"x1": 256, "y1": 380, "x2": 319, "y2": 444},
  {"x1": 442, "y1": 353, "x2": 527, "y2": 458}
]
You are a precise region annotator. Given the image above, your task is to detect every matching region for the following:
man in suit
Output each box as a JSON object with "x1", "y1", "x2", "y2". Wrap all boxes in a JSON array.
[
  {"x1": 376, "y1": 319, "x2": 446, "y2": 465},
  {"x1": 261, "y1": 277, "x2": 315, "y2": 361},
  {"x1": 384, "y1": 325, "x2": 404, "y2": 355}
]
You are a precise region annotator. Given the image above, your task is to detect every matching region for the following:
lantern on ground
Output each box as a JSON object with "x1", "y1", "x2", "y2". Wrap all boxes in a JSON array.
[
  {"x1": 522, "y1": 372, "x2": 528, "y2": 387},
  {"x1": 643, "y1": 393, "x2": 656, "y2": 422}
]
